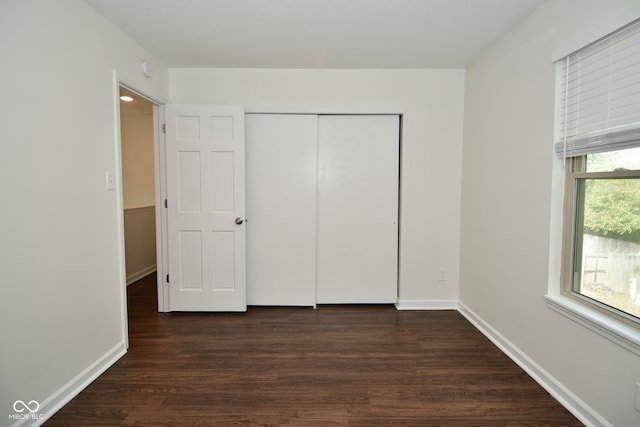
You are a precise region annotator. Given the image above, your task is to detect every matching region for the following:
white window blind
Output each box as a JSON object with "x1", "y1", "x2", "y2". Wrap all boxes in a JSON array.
[{"x1": 555, "y1": 18, "x2": 640, "y2": 158}]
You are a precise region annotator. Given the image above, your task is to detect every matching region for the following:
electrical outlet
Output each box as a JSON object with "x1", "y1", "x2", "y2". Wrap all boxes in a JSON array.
[
  {"x1": 635, "y1": 382, "x2": 640, "y2": 412},
  {"x1": 438, "y1": 269, "x2": 447, "y2": 282}
]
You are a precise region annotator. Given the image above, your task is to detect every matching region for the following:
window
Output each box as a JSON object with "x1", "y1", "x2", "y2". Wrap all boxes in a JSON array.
[
  {"x1": 562, "y1": 148, "x2": 640, "y2": 324},
  {"x1": 556, "y1": 18, "x2": 640, "y2": 327}
]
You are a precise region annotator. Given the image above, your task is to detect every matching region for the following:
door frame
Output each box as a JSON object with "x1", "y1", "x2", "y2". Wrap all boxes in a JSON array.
[{"x1": 113, "y1": 71, "x2": 169, "y2": 349}]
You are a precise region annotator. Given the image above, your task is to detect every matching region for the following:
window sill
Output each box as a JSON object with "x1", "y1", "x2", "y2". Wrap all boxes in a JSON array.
[{"x1": 545, "y1": 294, "x2": 640, "y2": 356}]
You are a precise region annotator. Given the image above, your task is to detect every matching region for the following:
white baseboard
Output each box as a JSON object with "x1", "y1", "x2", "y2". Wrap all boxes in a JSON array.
[
  {"x1": 457, "y1": 302, "x2": 611, "y2": 427},
  {"x1": 395, "y1": 299, "x2": 458, "y2": 310},
  {"x1": 15, "y1": 342, "x2": 127, "y2": 427},
  {"x1": 126, "y1": 264, "x2": 157, "y2": 286}
]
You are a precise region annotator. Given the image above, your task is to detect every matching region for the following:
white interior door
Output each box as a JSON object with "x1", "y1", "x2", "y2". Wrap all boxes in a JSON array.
[
  {"x1": 316, "y1": 115, "x2": 399, "y2": 304},
  {"x1": 165, "y1": 105, "x2": 246, "y2": 311},
  {"x1": 245, "y1": 114, "x2": 317, "y2": 305}
]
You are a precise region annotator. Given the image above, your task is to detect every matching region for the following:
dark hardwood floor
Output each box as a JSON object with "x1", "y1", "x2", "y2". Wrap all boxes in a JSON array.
[{"x1": 46, "y1": 274, "x2": 582, "y2": 426}]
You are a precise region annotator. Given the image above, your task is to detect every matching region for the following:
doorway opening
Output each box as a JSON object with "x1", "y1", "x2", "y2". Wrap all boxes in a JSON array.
[
  {"x1": 115, "y1": 81, "x2": 166, "y2": 349},
  {"x1": 119, "y1": 87, "x2": 157, "y2": 289}
]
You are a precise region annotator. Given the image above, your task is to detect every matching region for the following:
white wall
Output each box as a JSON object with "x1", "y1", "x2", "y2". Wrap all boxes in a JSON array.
[
  {"x1": 169, "y1": 68, "x2": 466, "y2": 307},
  {"x1": 123, "y1": 206, "x2": 157, "y2": 284},
  {"x1": 0, "y1": 0, "x2": 168, "y2": 421},
  {"x1": 121, "y1": 109, "x2": 155, "y2": 209},
  {"x1": 460, "y1": 1, "x2": 640, "y2": 426}
]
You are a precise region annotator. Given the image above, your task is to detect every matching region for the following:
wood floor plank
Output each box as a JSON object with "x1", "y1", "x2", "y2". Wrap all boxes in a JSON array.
[{"x1": 45, "y1": 274, "x2": 582, "y2": 426}]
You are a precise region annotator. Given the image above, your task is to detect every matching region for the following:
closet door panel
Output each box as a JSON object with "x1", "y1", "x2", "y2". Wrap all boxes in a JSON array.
[
  {"x1": 245, "y1": 114, "x2": 318, "y2": 306},
  {"x1": 316, "y1": 115, "x2": 399, "y2": 304}
]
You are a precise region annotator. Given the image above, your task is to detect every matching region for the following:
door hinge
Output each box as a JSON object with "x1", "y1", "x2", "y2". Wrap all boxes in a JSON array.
[
  {"x1": 166, "y1": 274, "x2": 170, "y2": 283},
  {"x1": 162, "y1": 123, "x2": 166, "y2": 134},
  {"x1": 164, "y1": 199, "x2": 168, "y2": 208}
]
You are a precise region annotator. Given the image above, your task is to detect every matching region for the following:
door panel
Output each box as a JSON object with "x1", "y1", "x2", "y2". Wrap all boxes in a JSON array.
[
  {"x1": 177, "y1": 151, "x2": 201, "y2": 212},
  {"x1": 245, "y1": 114, "x2": 318, "y2": 306},
  {"x1": 165, "y1": 105, "x2": 246, "y2": 311},
  {"x1": 210, "y1": 152, "x2": 235, "y2": 212},
  {"x1": 211, "y1": 231, "x2": 235, "y2": 288},
  {"x1": 178, "y1": 230, "x2": 202, "y2": 289},
  {"x1": 316, "y1": 115, "x2": 399, "y2": 304}
]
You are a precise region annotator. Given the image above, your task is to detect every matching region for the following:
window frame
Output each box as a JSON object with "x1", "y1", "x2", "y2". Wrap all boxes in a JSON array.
[
  {"x1": 546, "y1": 154, "x2": 640, "y2": 356},
  {"x1": 560, "y1": 154, "x2": 640, "y2": 329}
]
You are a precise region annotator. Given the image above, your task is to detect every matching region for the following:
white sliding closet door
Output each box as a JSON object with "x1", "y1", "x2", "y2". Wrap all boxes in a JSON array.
[
  {"x1": 316, "y1": 115, "x2": 399, "y2": 304},
  {"x1": 245, "y1": 114, "x2": 318, "y2": 305}
]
